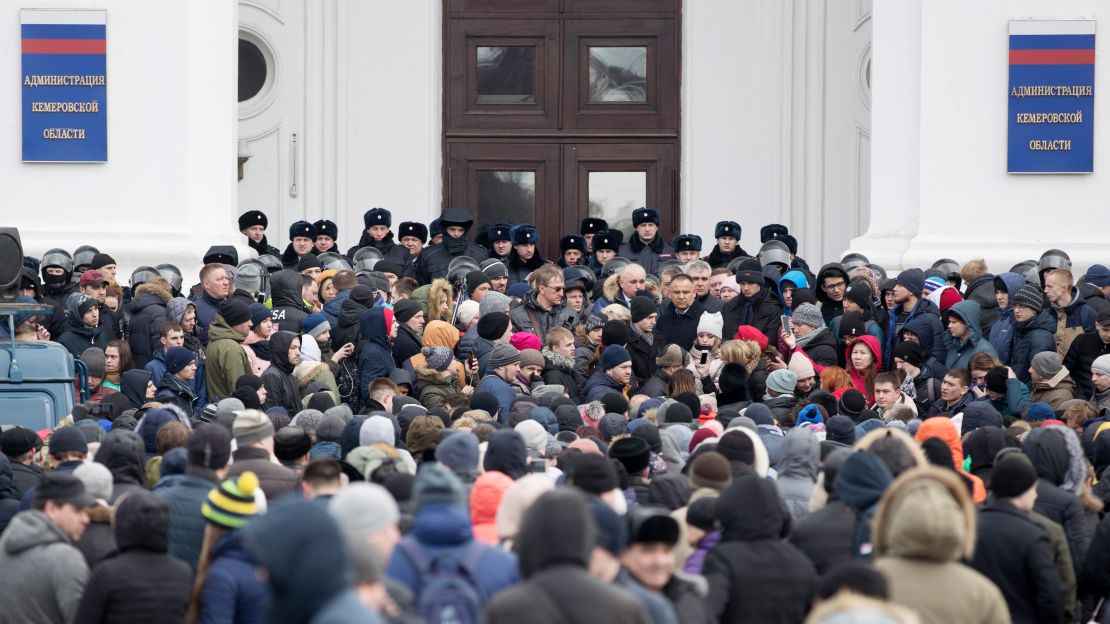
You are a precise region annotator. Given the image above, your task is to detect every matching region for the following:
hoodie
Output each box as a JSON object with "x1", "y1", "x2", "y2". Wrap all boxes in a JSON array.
[
  {"x1": 1010, "y1": 306, "x2": 1058, "y2": 385},
  {"x1": 774, "y1": 428, "x2": 819, "y2": 520},
  {"x1": 119, "y1": 369, "x2": 153, "y2": 409},
  {"x1": 943, "y1": 300, "x2": 998, "y2": 370},
  {"x1": 814, "y1": 264, "x2": 849, "y2": 322},
  {"x1": 834, "y1": 451, "x2": 893, "y2": 560},
  {"x1": 988, "y1": 272, "x2": 1025, "y2": 364},
  {"x1": 1025, "y1": 426, "x2": 1096, "y2": 577},
  {"x1": 96, "y1": 429, "x2": 148, "y2": 503},
  {"x1": 483, "y1": 430, "x2": 528, "y2": 480},
  {"x1": 777, "y1": 270, "x2": 810, "y2": 313},
  {"x1": 703, "y1": 474, "x2": 817, "y2": 624},
  {"x1": 0, "y1": 510, "x2": 89, "y2": 624},
  {"x1": 242, "y1": 499, "x2": 377, "y2": 624},
  {"x1": 886, "y1": 296, "x2": 946, "y2": 368},
  {"x1": 260, "y1": 330, "x2": 302, "y2": 413},
  {"x1": 844, "y1": 335, "x2": 882, "y2": 404},
  {"x1": 270, "y1": 270, "x2": 309, "y2": 334},
  {"x1": 358, "y1": 307, "x2": 395, "y2": 405},
  {"x1": 56, "y1": 292, "x2": 110, "y2": 357}
]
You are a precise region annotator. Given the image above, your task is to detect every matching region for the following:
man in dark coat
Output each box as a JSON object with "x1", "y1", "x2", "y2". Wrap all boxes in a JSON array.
[
  {"x1": 485, "y1": 489, "x2": 650, "y2": 624},
  {"x1": 126, "y1": 278, "x2": 171, "y2": 369},
  {"x1": 814, "y1": 263, "x2": 850, "y2": 323},
  {"x1": 391, "y1": 299, "x2": 425, "y2": 367},
  {"x1": 702, "y1": 221, "x2": 748, "y2": 269},
  {"x1": 1009, "y1": 284, "x2": 1058, "y2": 385},
  {"x1": 655, "y1": 275, "x2": 706, "y2": 352},
  {"x1": 239, "y1": 209, "x2": 282, "y2": 257},
  {"x1": 359, "y1": 307, "x2": 397, "y2": 406},
  {"x1": 281, "y1": 220, "x2": 318, "y2": 269},
  {"x1": 56, "y1": 293, "x2": 109, "y2": 358},
  {"x1": 226, "y1": 411, "x2": 298, "y2": 501},
  {"x1": 415, "y1": 208, "x2": 488, "y2": 284},
  {"x1": 628, "y1": 297, "x2": 662, "y2": 385},
  {"x1": 1, "y1": 427, "x2": 44, "y2": 501},
  {"x1": 74, "y1": 491, "x2": 192, "y2": 624},
  {"x1": 721, "y1": 259, "x2": 782, "y2": 345},
  {"x1": 703, "y1": 473, "x2": 818, "y2": 623},
  {"x1": 508, "y1": 265, "x2": 578, "y2": 339},
  {"x1": 970, "y1": 452, "x2": 1066, "y2": 624},
  {"x1": 346, "y1": 207, "x2": 398, "y2": 258},
  {"x1": 1064, "y1": 309, "x2": 1110, "y2": 400},
  {"x1": 156, "y1": 424, "x2": 230, "y2": 570},
  {"x1": 269, "y1": 269, "x2": 309, "y2": 334},
  {"x1": 619, "y1": 506, "x2": 712, "y2": 624},
  {"x1": 1024, "y1": 427, "x2": 1095, "y2": 577},
  {"x1": 261, "y1": 331, "x2": 303, "y2": 414},
  {"x1": 618, "y1": 207, "x2": 674, "y2": 276},
  {"x1": 506, "y1": 224, "x2": 546, "y2": 285},
  {"x1": 885, "y1": 268, "x2": 946, "y2": 367}
]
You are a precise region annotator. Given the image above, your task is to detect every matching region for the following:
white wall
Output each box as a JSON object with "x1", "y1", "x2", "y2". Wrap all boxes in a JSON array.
[
  {"x1": 855, "y1": 0, "x2": 1110, "y2": 275},
  {"x1": 3, "y1": 0, "x2": 240, "y2": 282}
]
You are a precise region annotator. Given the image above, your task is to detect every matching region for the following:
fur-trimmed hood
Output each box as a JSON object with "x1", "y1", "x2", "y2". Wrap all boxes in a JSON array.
[
  {"x1": 541, "y1": 347, "x2": 575, "y2": 372},
  {"x1": 602, "y1": 273, "x2": 622, "y2": 305},
  {"x1": 133, "y1": 281, "x2": 172, "y2": 304},
  {"x1": 873, "y1": 466, "x2": 976, "y2": 562},
  {"x1": 293, "y1": 361, "x2": 330, "y2": 388},
  {"x1": 414, "y1": 365, "x2": 459, "y2": 385}
]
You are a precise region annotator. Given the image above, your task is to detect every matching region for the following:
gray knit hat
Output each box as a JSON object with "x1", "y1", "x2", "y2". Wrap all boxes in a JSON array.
[
  {"x1": 1093, "y1": 354, "x2": 1110, "y2": 377},
  {"x1": 1031, "y1": 351, "x2": 1063, "y2": 379},
  {"x1": 329, "y1": 482, "x2": 400, "y2": 536},
  {"x1": 1012, "y1": 283, "x2": 1044, "y2": 312},
  {"x1": 479, "y1": 291, "x2": 511, "y2": 317},
  {"x1": 488, "y1": 343, "x2": 521, "y2": 369},
  {"x1": 233, "y1": 409, "x2": 275, "y2": 446},
  {"x1": 315, "y1": 414, "x2": 345, "y2": 442},
  {"x1": 790, "y1": 303, "x2": 824, "y2": 329},
  {"x1": 422, "y1": 346, "x2": 453, "y2": 372}
]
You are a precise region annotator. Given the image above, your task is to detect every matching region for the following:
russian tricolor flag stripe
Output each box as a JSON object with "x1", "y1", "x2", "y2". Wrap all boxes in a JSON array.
[
  {"x1": 20, "y1": 9, "x2": 105, "y2": 55},
  {"x1": 1008, "y1": 21, "x2": 1096, "y2": 65},
  {"x1": 1010, "y1": 49, "x2": 1095, "y2": 65}
]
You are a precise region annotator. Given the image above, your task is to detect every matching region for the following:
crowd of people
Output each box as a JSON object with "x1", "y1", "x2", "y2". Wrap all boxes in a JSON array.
[{"x1": 5, "y1": 205, "x2": 1110, "y2": 623}]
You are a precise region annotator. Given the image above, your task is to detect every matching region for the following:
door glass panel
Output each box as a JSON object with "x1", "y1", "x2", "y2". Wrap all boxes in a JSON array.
[
  {"x1": 476, "y1": 46, "x2": 536, "y2": 103},
  {"x1": 588, "y1": 47, "x2": 647, "y2": 102},
  {"x1": 478, "y1": 170, "x2": 536, "y2": 225},
  {"x1": 588, "y1": 171, "x2": 646, "y2": 234}
]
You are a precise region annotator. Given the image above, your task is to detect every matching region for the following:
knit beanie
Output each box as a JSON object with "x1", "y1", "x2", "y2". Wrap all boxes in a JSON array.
[
  {"x1": 233, "y1": 410, "x2": 275, "y2": 446},
  {"x1": 787, "y1": 353, "x2": 816, "y2": 380},
  {"x1": 391, "y1": 299, "x2": 422, "y2": 325},
  {"x1": 249, "y1": 303, "x2": 271, "y2": 328},
  {"x1": 826, "y1": 415, "x2": 856, "y2": 446},
  {"x1": 202, "y1": 471, "x2": 259, "y2": 528},
  {"x1": 1094, "y1": 354, "x2": 1110, "y2": 377},
  {"x1": 716, "y1": 431, "x2": 755, "y2": 466},
  {"x1": 600, "y1": 392, "x2": 630, "y2": 416},
  {"x1": 895, "y1": 268, "x2": 925, "y2": 297},
  {"x1": 598, "y1": 413, "x2": 627, "y2": 441},
  {"x1": 1031, "y1": 351, "x2": 1063, "y2": 378},
  {"x1": 274, "y1": 426, "x2": 312, "y2": 463},
  {"x1": 329, "y1": 482, "x2": 400, "y2": 535},
  {"x1": 689, "y1": 451, "x2": 732, "y2": 491},
  {"x1": 697, "y1": 311, "x2": 724, "y2": 340},
  {"x1": 315, "y1": 414, "x2": 345, "y2": 442},
  {"x1": 630, "y1": 296, "x2": 657, "y2": 324},
  {"x1": 74, "y1": 462, "x2": 113, "y2": 503},
  {"x1": 609, "y1": 437, "x2": 651, "y2": 474},
  {"x1": 435, "y1": 432, "x2": 479, "y2": 475},
  {"x1": 838, "y1": 312, "x2": 867, "y2": 338},
  {"x1": 585, "y1": 313, "x2": 608, "y2": 332},
  {"x1": 795, "y1": 404, "x2": 825, "y2": 427},
  {"x1": 477, "y1": 312, "x2": 511, "y2": 341},
  {"x1": 457, "y1": 300, "x2": 480, "y2": 327},
  {"x1": 510, "y1": 332, "x2": 542, "y2": 352},
  {"x1": 479, "y1": 291, "x2": 511, "y2": 317},
  {"x1": 80, "y1": 347, "x2": 107, "y2": 378},
  {"x1": 1012, "y1": 283, "x2": 1044, "y2": 312},
  {"x1": 844, "y1": 281, "x2": 873, "y2": 311},
  {"x1": 515, "y1": 420, "x2": 548, "y2": 454},
  {"x1": 488, "y1": 343, "x2": 522, "y2": 369},
  {"x1": 991, "y1": 452, "x2": 1039, "y2": 498},
  {"x1": 412, "y1": 463, "x2": 467, "y2": 514},
  {"x1": 421, "y1": 346, "x2": 453, "y2": 372},
  {"x1": 892, "y1": 341, "x2": 924, "y2": 369},
  {"x1": 655, "y1": 344, "x2": 687, "y2": 368},
  {"x1": 518, "y1": 349, "x2": 545, "y2": 371},
  {"x1": 922, "y1": 276, "x2": 946, "y2": 298},
  {"x1": 791, "y1": 303, "x2": 824, "y2": 329},
  {"x1": 838, "y1": 389, "x2": 866, "y2": 421},
  {"x1": 164, "y1": 347, "x2": 194, "y2": 375},
  {"x1": 218, "y1": 298, "x2": 251, "y2": 327},
  {"x1": 600, "y1": 345, "x2": 632, "y2": 371},
  {"x1": 765, "y1": 369, "x2": 797, "y2": 395},
  {"x1": 465, "y1": 271, "x2": 492, "y2": 297},
  {"x1": 303, "y1": 313, "x2": 331, "y2": 338},
  {"x1": 1088, "y1": 264, "x2": 1110, "y2": 288},
  {"x1": 601, "y1": 320, "x2": 630, "y2": 347},
  {"x1": 565, "y1": 454, "x2": 618, "y2": 495},
  {"x1": 688, "y1": 428, "x2": 719, "y2": 453}
]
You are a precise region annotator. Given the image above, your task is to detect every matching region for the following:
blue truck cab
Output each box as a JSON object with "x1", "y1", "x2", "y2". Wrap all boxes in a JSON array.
[{"x1": 0, "y1": 339, "x2": 77, "y2": 430}]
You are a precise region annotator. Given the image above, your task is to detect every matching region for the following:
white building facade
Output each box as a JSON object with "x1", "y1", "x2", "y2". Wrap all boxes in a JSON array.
[{"x1": 4, "y1": 0, "x2": 1106, "y2": 279}]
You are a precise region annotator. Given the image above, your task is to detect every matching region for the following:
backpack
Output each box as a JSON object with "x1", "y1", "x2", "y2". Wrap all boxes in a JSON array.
[{"x1": 398, "y1": 538, "x2": 486, "y2": 624}]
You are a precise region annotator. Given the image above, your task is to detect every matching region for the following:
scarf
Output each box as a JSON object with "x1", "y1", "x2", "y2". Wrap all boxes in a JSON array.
[
  {"x1": 795, "y1": 325, "x2": 827, "y2": 349},
  {"x1": 632, "y1": 322, "x2": 655, "y2": 346}
]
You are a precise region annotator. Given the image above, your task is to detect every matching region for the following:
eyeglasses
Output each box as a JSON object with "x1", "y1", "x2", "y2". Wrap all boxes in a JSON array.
[
  {"x1": 543, "y1": 284, "x2": 565, "y2": 292},
  {"x1": 822, "y1": 281, "x2": 846, "y2": 291}
]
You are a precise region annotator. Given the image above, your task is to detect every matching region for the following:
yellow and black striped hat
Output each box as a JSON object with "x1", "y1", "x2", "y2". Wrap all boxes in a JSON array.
[{"x1": 202, "y1": 471, "x2": 259, "y2": 529}]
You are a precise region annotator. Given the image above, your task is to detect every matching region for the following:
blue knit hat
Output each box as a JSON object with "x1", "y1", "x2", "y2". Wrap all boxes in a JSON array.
[
  {"x1": 600, "y1": 345, "x2": 632, "y2": 371},
  {"x1": 165, "y1": 347, "x2": 195, "y2": 375},
  {"x1": 795, "y1": 404, "x2": 824, "y2": 427},
  {"x1": 1088, "y1": 264, "x2": 1110, "y2": 288},
  {"x1": 249, "y1": 303, "x2": 270, "y2": 328},
  {"x1": 303, "y1": 313, "x2": 330, "y2": 338}
]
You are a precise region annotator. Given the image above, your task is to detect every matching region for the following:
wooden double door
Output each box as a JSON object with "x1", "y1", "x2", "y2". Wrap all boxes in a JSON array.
[{"x1": 443, "y1": 0, "x2": 680, "y2": 256}]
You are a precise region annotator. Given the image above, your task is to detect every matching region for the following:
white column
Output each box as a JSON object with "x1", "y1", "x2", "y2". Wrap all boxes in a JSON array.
[{"x1": 847, "y1": 0, "x2": 921, "y2": 270}]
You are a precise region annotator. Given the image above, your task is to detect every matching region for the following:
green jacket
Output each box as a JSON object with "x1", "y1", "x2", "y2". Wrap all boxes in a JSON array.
[
  {"x1": 204, "y1": 315, "x2": 250, "y2": 401},
  {"x1": 416, "y1": 366, "x2": 462, "y2": 411}
]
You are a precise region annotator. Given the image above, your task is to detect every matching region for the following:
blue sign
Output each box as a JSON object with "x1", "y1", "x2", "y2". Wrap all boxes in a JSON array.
[
  {"x1": 21, "y1": 9, "x2": 107, "y2": 163},
  {"x1": 1007, "y1": 20, "x2": 1096, "y2": 173}
]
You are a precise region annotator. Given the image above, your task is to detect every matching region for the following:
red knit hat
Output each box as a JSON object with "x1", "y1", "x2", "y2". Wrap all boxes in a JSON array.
[
  {"x1": 688, "y1": 427, "x2": 719, "y2": 453},
  {"x1": 937, "y1": 287, "x2": 963, "y2": 313},
  {"x1": 734, "y1": 325, "x2": 769, "y2": 350}
]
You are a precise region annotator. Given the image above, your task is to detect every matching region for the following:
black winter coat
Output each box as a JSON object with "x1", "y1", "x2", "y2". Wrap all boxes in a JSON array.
[
  {"x1": 415, "y1": 240, "x2": 488, "y2": 284},
  {"x1": 226, "y1": 447, "x2": 298, "y2": 502},
  {"x1": 722, "y1": 290, "x2": 782, "y2": 346},
  {"x1": 794, "y1": 329, "x2": 839, "y2": 367},
  {"x1": 1010, "y1": 307, "x2": 1058, "y2": 385},
  {"x1": 704, "y1": 474, "x2": 817, "y2": 624},
  {"x1": 75, "y1": 491, "x2": 192, "y2": 624},
  {"x1": 655, "y1": 299, "x2": 707, "y2": 353},
  {"x1": 964, "y1": 273, "x2": 1000, "y2": 333},
  {"x1": 392, "y1": 324, "x2": 422, "y2": 368},
  {"x1": 269, "y1": 270, "x2": 308, "y2": 334},
  {"x1": 627, "y1": 331, "x2": 662, "y2": 387},
  {"x1": 1064, "y1": 332, "x2": 1110, "y2": 400},
  {"x1": 970, "y1": 501, "x2": 1065, "y2": 624},
  {"x1": 0, "y1": 456, "x2": 20, "y2": 537},
  {"x1": 57, "y1": 322, "x2": 109, "y2": 359},
  {"x1": 261, "y1": 331, "x2": 302, "y2": 414},
  {"x1": 1026, "y1": 427, "x2": 1096, "y2": 577},
  {"x1": 1081, "y1": 511, "x2": 1110, "y2": 602},
  {"x1": 127, "y1": 283, "x2": 171, "y2": 369},
  {"x1": 788, "y1": 498, "x2": 854, "y2": 575},
  {"x1": 541, "y1": 349, "x2": 582, "y2": 403}
]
